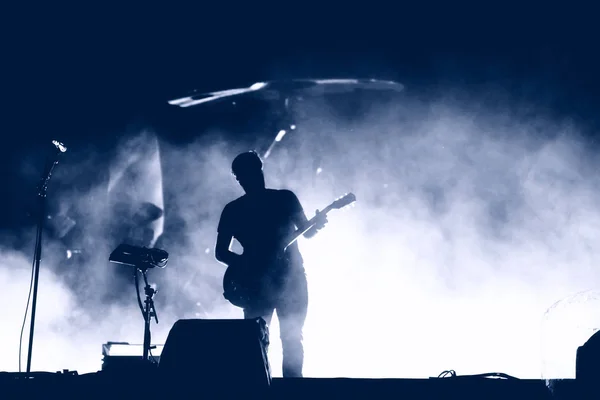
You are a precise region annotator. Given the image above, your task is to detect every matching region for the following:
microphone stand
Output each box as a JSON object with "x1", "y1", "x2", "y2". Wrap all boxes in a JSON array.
[{"x1": 26, "y1": 147, "x2": 63, "y2": 374}]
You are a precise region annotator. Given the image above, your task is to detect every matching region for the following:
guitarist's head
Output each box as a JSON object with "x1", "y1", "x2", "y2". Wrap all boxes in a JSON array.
[{"x1": 231, "y1": 151, "x2": 266, "y2": 194}]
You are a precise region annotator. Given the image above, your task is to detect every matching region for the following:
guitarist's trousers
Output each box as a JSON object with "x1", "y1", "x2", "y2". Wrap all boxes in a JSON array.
[{"x1": 243, "y1": 270, "x2": 309, "y2": 378}]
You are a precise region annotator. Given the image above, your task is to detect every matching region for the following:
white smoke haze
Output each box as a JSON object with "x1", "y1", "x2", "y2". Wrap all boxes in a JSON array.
[
  {"x1": 2, "y1": 88, "x2": 600, "y2": 381},
  {"x1": 0, "y1": 248, "x2": 180, "y2": 373}
]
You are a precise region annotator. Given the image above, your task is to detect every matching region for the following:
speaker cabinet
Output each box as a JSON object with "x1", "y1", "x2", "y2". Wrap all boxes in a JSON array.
[{"x1": 158, "y1": 318, "x2": 271, "y2": 398}]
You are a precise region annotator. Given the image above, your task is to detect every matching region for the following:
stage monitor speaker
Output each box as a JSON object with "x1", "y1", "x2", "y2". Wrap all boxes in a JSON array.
[
  {"x1": 576, "y1": 330, "x2": 600, "y2": 399},
  {"x1": 158, "y1": 318, "x2": 271, "y2": 398}
]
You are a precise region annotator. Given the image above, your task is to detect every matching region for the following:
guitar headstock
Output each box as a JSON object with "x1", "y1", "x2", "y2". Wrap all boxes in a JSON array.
[{"x1": 330, "y1": 192, "x2": 356, "y2": 210}]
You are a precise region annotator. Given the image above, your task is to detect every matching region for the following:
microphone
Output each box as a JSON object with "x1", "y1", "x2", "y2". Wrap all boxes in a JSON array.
[{"x1": 52, "y1": 140, "x2": 67, "y2": 153}]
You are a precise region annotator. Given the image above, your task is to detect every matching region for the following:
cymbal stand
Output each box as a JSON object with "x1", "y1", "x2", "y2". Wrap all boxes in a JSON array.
[{"x1": 135, "y1": 265, "x2": 159, "y2": 362}]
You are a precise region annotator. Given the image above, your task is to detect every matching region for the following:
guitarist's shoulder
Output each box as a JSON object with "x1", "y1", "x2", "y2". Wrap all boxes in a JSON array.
[
  {"x1": 274, "y1": 188, "x2": 299, "y2": 200},
  {"x1": 222, "y1": 195, "x2": 246, "y2": 212},
  {"x1": 274, "y1": 188, "x2": 295, "y2": 196}
]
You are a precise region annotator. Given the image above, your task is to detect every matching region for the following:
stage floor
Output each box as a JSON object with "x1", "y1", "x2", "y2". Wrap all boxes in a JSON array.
[{"x1": 0, "y1": 371, "x2": 579, "y2": 399}]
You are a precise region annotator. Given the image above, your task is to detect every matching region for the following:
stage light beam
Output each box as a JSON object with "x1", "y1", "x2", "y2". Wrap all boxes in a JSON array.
[{"x1": 275, "y1": 130, "x2": 287, "y2": 142}]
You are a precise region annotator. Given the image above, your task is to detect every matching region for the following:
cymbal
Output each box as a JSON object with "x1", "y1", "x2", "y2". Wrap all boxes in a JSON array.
[{"x1": 168, "y1": 78, "x2": 404, "y2": 108}]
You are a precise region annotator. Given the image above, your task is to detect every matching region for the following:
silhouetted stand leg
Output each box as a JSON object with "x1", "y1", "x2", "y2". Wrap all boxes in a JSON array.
[
  {"x1": 138, "y1": 268, "x2": 158, "y2": 362},
  {"x1": 26, "y1": 152, "x2": 62, "y2": 374}
]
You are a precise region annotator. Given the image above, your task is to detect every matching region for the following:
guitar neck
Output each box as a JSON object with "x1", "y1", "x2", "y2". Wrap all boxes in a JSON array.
[{"x1": 283, "y1": 204, "x2": 334, "y2": 250}]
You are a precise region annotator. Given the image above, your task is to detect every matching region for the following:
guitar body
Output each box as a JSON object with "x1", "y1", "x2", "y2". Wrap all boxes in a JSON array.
[
  {"x1": 222, "y1": 263, "x2": 253, "y2": 308},
  {"x1": 223, "y1": 254, "x2": 288, "y2": 309}
]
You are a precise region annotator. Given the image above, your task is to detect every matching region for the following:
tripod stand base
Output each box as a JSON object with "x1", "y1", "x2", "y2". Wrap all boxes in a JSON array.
[{"x1": 102, "y1": 356, "x2": 159, "y2": 374}]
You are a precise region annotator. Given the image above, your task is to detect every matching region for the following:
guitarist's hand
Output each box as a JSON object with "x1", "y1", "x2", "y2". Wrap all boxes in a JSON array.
[
  {"x1": 221, "y1": 251, "x2": 244, "y2": 268},
  {"x1": 314, "y1": 209, "x2": 328, "y2": 230},
  {"x1": 304, "y1": 209, "x2": 328, "y2": 238}
]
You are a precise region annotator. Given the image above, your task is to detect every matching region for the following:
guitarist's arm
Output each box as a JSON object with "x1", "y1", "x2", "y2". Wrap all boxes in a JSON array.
[
  {"x1": 215, "y1": 205, "x2": 243, "y2": 266},
  {"x1": 286, "y1": 190, "x2": 327, "y2": 239},
  {"x1": 215, "y1": 232, "x2": 242, "y2": 266}
]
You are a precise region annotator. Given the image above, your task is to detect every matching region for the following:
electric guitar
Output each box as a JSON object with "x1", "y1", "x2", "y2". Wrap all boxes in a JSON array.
[{"x1": 222, "y1": 192, "x2": 356, "y2": 308}]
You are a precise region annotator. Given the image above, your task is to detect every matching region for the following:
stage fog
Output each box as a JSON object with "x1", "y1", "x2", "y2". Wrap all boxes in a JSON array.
[{"x1": 2, "y1": 84, "x2": 599, "y2": 379}]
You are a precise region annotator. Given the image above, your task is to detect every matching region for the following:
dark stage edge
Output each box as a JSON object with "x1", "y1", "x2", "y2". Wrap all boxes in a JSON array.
[{"x1": 0, "y1": 371, "x2": 583, "y2": 399}]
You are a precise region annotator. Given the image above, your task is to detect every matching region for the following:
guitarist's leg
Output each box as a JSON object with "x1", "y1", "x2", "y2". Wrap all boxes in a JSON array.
[{"x1": 277, "y1": 272, "x2": 309, "y2": 378}]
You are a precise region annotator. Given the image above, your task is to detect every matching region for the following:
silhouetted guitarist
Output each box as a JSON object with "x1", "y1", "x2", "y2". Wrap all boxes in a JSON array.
[{"x1": 215, "y1": 151, "x2": 327, "y2": 378}]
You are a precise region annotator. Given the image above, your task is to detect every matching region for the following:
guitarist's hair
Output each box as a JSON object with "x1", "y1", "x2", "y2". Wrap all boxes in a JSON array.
[{"x1": 231, "y1": 150, "x2": 263, "y2": 177}]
